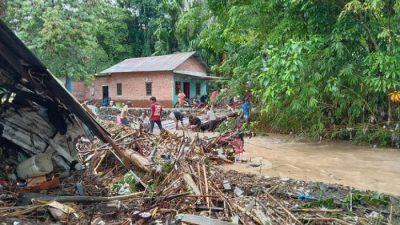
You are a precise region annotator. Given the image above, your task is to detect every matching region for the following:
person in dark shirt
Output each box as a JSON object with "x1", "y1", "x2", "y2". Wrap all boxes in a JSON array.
[
  {"x1": 188, "y1": 115, "x2": 202, "y2": 130},
  {"x1": 200, "y1": 95, "x2": 208, "y2": 104},
  {"x1": 169, "y1": 110, "x2": 185, "y2": 129}
]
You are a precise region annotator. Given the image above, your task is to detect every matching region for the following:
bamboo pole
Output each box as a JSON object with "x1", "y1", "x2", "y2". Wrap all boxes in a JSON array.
[{"x1": 202, "y1": 164, "x2": 210, "y2": 207}]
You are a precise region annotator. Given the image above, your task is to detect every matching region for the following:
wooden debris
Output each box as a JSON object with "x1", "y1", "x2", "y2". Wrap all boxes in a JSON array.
[
  {"x1": 1, "y1": 118, "x2": 397, "y2": 225},
  {"x1": 177, "y1": 214, "x2": 237, "y2": 225},
  {"x1": 183, "y1": 173, "x2": 201, "y2": 195}
]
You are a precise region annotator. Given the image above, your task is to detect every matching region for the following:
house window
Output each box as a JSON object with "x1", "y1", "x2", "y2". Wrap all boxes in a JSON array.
[
  {"x1": 145, "y1": 82, "x2": 152, "y2": 96},
  {"x1": 175, "y1": 81, "x2": 181, "y2": 94},
  {"x1": 196, "y1": 83, "x2": 201, "y2": 96},
  {"x1": 116, "y1": 83, "x2": 122, "y2": 96}
]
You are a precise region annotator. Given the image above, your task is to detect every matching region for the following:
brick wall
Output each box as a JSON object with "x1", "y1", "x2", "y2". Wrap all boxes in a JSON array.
[
  {"x1": 93, "y1": 71, "x2": 174, "y2": 107},
  {"x1": 71, "y1": 81, "x2": 91, "y2": 102},
  {"x1": 175, "y1": 56, "x2": 207, "y2": 73}
]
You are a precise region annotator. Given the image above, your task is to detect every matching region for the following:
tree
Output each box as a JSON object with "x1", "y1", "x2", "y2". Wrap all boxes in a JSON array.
[
  {"x1": 199, "y1": 0, "x2": 400, "y2": 142},
  {"x1": 4, "y1": 0, "x2": 130, "y2": 81},
  {"x1": 0, "y1": 0, "x2": 6, "y2": 18}
]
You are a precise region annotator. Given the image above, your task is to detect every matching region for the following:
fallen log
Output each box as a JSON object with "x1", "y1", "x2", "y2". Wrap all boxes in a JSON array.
[
  {"x1": 177, "y1": 214, "x2": 237, "y2": 225},
  {"x1": 18, "y1": 192, "x2": 144, "y2": 204},
  {"x1": 120, "y1": 148, "x2": 150, "y2": 172},
  {"x1": 183, "y1": 173, "x2": 201, "y2": 195},
  {"x1": 199, "y1": 112, "x2": 238, "y2": 131}
]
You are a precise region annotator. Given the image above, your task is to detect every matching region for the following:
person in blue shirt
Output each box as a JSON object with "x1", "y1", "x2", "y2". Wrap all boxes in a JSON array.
[{"x1": 241, "y1": 98, "x2": 251, "y2": 123}]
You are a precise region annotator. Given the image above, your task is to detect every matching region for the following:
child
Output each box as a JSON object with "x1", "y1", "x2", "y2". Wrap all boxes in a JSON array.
[
  {"x1": 178, "y1": 90, "x2": 186, "y2": 107},
  {"x1": 115, "y1": 111, "x2": 121, "y2": 125},
  {"x1": 139, "y1": 112, "x2": 150, "y2": 131}
]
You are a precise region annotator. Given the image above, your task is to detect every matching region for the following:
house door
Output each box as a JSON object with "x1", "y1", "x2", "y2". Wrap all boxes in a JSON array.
[
  {"x1": 102, "y1": 86, "x2": 109, "y2": 106},
  {"x1": 183, "y1": 82, "x2": 190, "y2": 99}
]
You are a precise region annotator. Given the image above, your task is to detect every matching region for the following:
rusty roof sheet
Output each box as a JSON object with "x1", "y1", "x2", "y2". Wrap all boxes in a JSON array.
[
  {"x1": 0, "y1": 19, "x2": 109, "y2": 142},
  {"x1": 99, "y1": 52, "x2": 197, "y2": 74}
]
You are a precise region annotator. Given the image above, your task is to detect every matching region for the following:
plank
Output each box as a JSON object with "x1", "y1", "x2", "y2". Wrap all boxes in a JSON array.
[{"x1": 177, "y1": 214, "x2": 236, "y2": 225}]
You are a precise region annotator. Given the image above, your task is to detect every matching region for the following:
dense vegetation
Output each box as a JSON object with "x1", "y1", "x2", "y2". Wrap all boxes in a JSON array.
[{"x1": 2, "y1": 0, "x2": 400, "y2": 145}]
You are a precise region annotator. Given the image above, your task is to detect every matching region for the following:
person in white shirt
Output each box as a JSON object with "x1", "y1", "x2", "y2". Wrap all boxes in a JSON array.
[
  {"x1": 139, "y1": 112, "x2": 150, "y2": 131},
  {"x1": 206, "y1": 106, "x2": 217, "y2": 131}
]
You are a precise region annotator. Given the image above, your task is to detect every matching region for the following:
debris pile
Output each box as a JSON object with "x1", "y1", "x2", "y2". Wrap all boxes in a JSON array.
[{"x1": 0, "y1": 121, "x2": 398, "y2": 224}]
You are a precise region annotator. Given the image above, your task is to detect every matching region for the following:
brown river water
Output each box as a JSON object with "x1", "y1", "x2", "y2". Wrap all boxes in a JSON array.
[{"x1": 221, "y1": 133, "x2": 400, "y2": 196}]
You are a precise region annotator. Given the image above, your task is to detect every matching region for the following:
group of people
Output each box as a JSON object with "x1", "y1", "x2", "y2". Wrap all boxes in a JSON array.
[
  {"x1": 177, "y1": 89, "x2": 208, "y2": 109},
  {"x1": 152, "y1": 96, "x2": 218, "y2": 132},
  {"x1": 115, "y1": 96, "x2": 216, "y2": 133},
  {"x1": 115, "y1": 85, "x2": 251, "y2": 134},
  {"x1": 167, "y1": 109, "x2": 204, "y2": 131}
]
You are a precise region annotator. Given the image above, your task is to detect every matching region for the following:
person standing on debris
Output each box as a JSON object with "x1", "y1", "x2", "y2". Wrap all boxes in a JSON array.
[
  {"x1": 209, "y1": 89, "x2": 218, "y2": 107},
  {"x1": 188, "y1": 115, "x2": 202, "y2": 131},
  {"x1": 120, "y1": 105, "x2": 129, "y2": 125},
  {"x1": 206, "y1": 106, "x2": 217, "y2": 131},
  {"x1": 115, "y1": 110, "x2": 121, "y2": 125},
  {"x1": 241, "y1": 98, "x2": 251, "y2": 123},
  {"x1": 200, "y1": 94, "x2": 208, "y2": 107},
  {"x1": 139, "y1": 112, "x2": 150, "y2": 131},
  {"x1": 178, "y1": 89, "x2": 186, "y2": 107},
  {"x1": 169, "y1": 110, "x2": 185, "y2": 130},
  {"x1": 149, "y1": 96, "x2": 163, "y2": 133}
]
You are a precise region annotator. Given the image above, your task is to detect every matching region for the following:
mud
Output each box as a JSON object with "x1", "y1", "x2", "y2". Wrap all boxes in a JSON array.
[{"x1": 221, "y1": 134, "x2": 400, "y2": 196}]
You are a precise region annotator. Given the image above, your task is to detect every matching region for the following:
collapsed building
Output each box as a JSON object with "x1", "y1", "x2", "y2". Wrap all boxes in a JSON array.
[{"x1": 0, "y1": 20, "x2": 111, "y2": 179}]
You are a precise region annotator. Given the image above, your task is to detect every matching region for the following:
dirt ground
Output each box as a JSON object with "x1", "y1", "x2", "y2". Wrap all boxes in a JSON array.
[{"x1": 221, "y1": 133, "x2": 400, "y2": 196}]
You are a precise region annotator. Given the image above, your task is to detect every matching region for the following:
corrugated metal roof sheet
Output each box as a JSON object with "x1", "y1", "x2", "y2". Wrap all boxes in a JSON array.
[
  {"x1": 0, "y1": 19, "x2": 109, "y2": 142},
  {"x1": 173, "y1": 70, "x2": 212, "y2": 79},
  {"x1": 99, "y1": 52, "x2": 197, "y2": 74}
]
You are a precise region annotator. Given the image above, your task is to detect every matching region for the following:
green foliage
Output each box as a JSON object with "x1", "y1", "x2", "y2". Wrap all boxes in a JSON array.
[
  {"x1": 343, "y1": 191, "x2": 391, "y2": 209},
  {"x1": 353, "y1": 126, "x2": 392, "y2": 146},
  {"x1": 112, "y1": 171, "x2": 138, "y2": 193},
  {"x1": 215, "y1": 118, "x2": 237, "y2": 133},
  {"x1": 3, "y1": 0, "x2": 133, "y2": 81},
  {"x1": 147, "y1": 179, "x2": 157, "y2": 198},
  {"x1": 200, "y1": 0, "x2": 400, "y2": 144},
  {"x1": 161, "y1": 162, "x2": 173, "y2": 173},
  {"x1": 302, "y1": 198, "x2": 336, "y2": 209}
]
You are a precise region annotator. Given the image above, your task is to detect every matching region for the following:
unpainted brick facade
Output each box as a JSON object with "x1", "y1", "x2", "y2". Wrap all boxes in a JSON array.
[
  {"x1": 175, "y1": 56, "x2": 207, "y2": 73},
  {"x1": 77, "y1": 55, "x2": 208, "y2": 108},
  {"x1": 71, "y1": 81, "x2": 91, "y2": 102},
  {"x1": 93, "y1": 71, "x2": 173, "y2": 107}
]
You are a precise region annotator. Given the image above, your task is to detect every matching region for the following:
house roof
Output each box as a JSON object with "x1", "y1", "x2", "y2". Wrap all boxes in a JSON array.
[
  {"x1": 173, "y1": 70, "x2": 220, "y2": 80},
  {"x1": 99, "y1": 52, "x2": 207, "y2": 75}
]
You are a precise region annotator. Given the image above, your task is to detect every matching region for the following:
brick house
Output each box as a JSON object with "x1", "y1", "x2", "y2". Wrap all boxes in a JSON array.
[
  {"x1": 93, "y1": 52, "x2": 213, "y2": 108},
  {"x1": 56, "y1": 78, "x2": 92, "y2": 102}
]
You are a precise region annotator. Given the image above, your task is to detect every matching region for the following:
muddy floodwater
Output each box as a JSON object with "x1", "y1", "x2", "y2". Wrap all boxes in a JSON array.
[{"x1": 220, "y1": 134, "x2": 400, "y2": 196}]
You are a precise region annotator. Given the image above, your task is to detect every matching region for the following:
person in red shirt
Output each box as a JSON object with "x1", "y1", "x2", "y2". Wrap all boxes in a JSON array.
[{"x1": 149, "y1": 96, "x2": 163, "y2": 133}]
